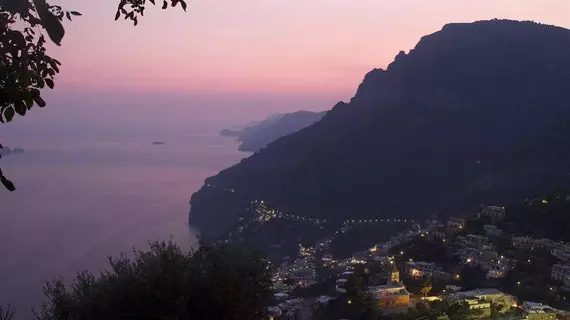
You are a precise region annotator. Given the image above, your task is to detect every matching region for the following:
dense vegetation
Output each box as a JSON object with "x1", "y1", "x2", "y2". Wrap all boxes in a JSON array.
[
  {"x1": 190, "y1": 20, "x2": 570, "y2": 252},
  {"x1": 1, "y1": 241, "x2": 272, "y2": 320},
  {"x1": 500, "y1": 191, "x2": 570, "y2": 241}
]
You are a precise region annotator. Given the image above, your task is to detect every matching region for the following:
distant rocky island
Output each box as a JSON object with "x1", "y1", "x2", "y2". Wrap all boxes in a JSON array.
[
  {"x1": 0, "y1": 146, "x2": 25, "y2": 156},
  {"x1": 190, "y1": 20, "x2": 570, "y2": 257},
  {"x1": 219, "y1": 129, "x2": 241, "y2": 137},
  {"x1": 220, "y1": 110, "x2": 326, "y2": 152}
]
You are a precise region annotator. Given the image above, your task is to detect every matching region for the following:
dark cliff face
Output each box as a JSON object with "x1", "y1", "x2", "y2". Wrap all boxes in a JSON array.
[{"x1": 190, "y1": 20, "x2": 570, "y2": 243}]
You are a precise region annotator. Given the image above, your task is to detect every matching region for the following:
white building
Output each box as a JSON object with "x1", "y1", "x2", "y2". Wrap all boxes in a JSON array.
[
  {"x1": 447, "y1": 216, "x2": 467, "y2": 230},
  {"x1": 522, "y1": 301, "x2": 558, "y2": 320},
  {"x1": 447, "y1": 288, "x2": 516, "y2": 306},
  {"x1": 512, "y1": 236, "x2": 555, "y2": 251},
  {"x1": 552, "y1": 264, "x2": 570, "y2": 291},
  {"x1": 478, "y1": 206, "x2": 506, "y2": 222},
  {"x1": 551, "y1": 264, "x2": 570, "y2": 282},
  {"x1": 551, "y1": 242, "x2": 570, "y2": 261},
  {"x1": 484, "y1": 224, "x2": 503, "y2": 237}
]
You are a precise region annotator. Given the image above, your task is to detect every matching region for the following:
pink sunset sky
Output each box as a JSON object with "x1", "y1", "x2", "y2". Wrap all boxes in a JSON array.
[{"x1": 15, "y1": 0, "x2": 570, "y2": 127}]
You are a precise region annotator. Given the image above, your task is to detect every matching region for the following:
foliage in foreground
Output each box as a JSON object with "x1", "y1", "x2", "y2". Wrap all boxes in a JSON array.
[
  {"x1": 0, "y1": 304, "x2": 15, "y2": 320},
  {"x1": 1, "y1": 240, "x2": 273, "y2": 320},
  {"x1": 0, "y1": 0, "x2": 187, "y2": 191}
]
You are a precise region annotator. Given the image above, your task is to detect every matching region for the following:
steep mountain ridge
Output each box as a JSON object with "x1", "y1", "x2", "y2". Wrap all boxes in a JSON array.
[
  {"x1": 190, "y1": 20, "x2": 570, "y2": 247},
  {"x1": 221, "y1": 110, "x2": 326, "y2": 152}
]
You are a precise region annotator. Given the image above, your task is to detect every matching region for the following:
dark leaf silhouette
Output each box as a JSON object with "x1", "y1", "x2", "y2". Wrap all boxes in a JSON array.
[
  {"x1": 33, "y1": 0, "x2": 65, "y2": 45},
  {"x1": 2, "y1": 107, "x2": 15, "y2": 123},
  {"x1": 14, "y1": 103, "x2": 27, "y2": 116},
  {"x1": 0, "y1": 0, "x2": 28, "y2": 14},
  {"x1": 33, "y1": 95, "x2": 46, "y2": 108},
  {"x1": 1, "y1": 0, "x2": 188, "y2": 192},
  {"x1": 45, "y1": 78, "x2": 54, "y2": 89},
  {"x1": 0, "y1": 303, "x2": 16, "y2": 319},
  {"x1": 0, "y1": 176, "x2": 16, "y2": 192}
]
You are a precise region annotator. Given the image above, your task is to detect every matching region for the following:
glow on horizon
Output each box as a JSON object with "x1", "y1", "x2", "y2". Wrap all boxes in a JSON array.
[{"x1": 48, "y1": 0, "x2": 570, "y2": 97}]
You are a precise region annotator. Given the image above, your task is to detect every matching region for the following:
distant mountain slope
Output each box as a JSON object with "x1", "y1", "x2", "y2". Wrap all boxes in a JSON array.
[
  {"x1": 237, "y1": 111, "x2": 326, "y2": 152},
  {"x1": 220, "y1": 111, "x2": 326, "y2": 152},
  {"x1": 191, "y1": 20, "x2": 570, "y2": 247}
]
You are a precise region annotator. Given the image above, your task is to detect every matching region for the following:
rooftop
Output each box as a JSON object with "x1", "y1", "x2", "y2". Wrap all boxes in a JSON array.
[
  {"x1": 369, "y1": 282, "x2": 406, "y2": 292},
  {"x1": 405, "y1": 261, "x2": 436, "y2": 269},
  {"x1": 524, "y1": 301, "x2": 545, "y2": 308},
  {"x1": 449, "y1": 288, "x2": 504, "y2": 300},
  {"x1": 370, "y1": 287, "x2": 410, "y2": 297},
  {"x1": 317, "y1": 296, "x2": 332, "y2": 304},
  {"x1": 467, "y1": 234, "x2": 488, "y2": 240},
  {"x1": 553, "y1": 264, "x2": 570, "y2": 271}
]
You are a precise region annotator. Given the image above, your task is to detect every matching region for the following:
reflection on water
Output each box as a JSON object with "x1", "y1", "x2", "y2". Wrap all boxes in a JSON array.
[{"x1": 0, "y1": 124, "x2": 245, "y2": 317}]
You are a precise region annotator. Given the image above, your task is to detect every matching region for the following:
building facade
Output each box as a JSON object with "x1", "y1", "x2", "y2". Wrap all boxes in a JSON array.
[
  {"x1": 478, "y1": 206, "x2": 506, "y2": 222},
  {"x1": 447, "y1": 216, "x2": 467, "y2": 230},
  {"x1": 552, "y1": 264, "x2": 570, "y2": 284},
  {"x1": 369, "y1": 265, "x2": 410, "y2": 314}
]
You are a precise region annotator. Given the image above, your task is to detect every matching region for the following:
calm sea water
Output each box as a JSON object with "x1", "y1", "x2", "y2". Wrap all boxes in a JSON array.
[{"x1": 0, "y1": 123, "x2": 246, "y2": 317}]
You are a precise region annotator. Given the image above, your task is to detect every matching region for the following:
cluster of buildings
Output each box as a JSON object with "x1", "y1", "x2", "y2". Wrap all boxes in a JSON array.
[
  {"x1": 512, "y1": 236, "x2": 570, "y2": 262},
  {"x1": 263, "y1": 200, "x2": 570, "y2": 319},
  {"x1": 273, "y1": 248, "x2": 318, "y2": 290},
  {"x1": 443, "y1": 205, "x2": 506, "y2": 232},
  {"x1": 454, "y1": 236, "x2": 515, "y2": 280},
  {"x1": 402, "y1": 261, "x2": 460, "y2": 282},
  {"x1": 521, "y1": 301, "x2": 559, "y2": 320},
  {"x1": 368, "y1": 264, "x2": 412, "y2": 314},
  {"x1": 438, "y1": 288, "x2": 517, "y2": 318},
  {"x1": 552, "y1": 264, "x2": 570, "y2": 291},
  {"x1": 416, "y1": 208, "x2": 515, "y2": 281},
  {"x1": 268, "y1": 243, "x2": 326, "y2": 319},
  {"x1": 269, "y1": 230, "x2": 415, "y2": 318},
  {"x1": 511, "y1": 235, "x2": 570, "y2": 292},
  {"x1": 369, "y1": 227, "x2": 423, "y2": 259},
  {"x1": 268, "y1": 294, "x2": 304, "y2": 320},
  {"x1": 430, "y1": 288, "x2": 561, "y2": 320}
]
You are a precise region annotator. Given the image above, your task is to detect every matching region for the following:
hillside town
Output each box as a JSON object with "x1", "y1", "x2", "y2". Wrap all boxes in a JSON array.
[{"x1": 259, "y1": 198, "x2": 570, "y2": 320}]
